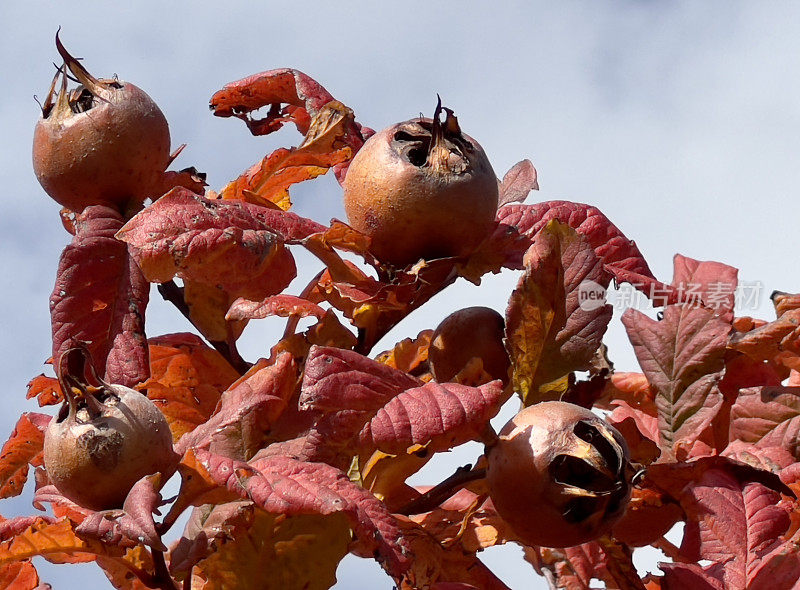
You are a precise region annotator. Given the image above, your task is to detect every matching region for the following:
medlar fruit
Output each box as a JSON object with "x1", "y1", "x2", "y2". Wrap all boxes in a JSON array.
[
  {"x1": 43, "y1": 349, "x2": 177, "y2": 510},
  {"x1": 486, "y1": 401, "x2": 633, "y2": 548},
  {"x1": 429, "y1": 306, "x2": 510, "y2": 385},
  {"x1": 32, "y1": 33, "x2": 170, "y2": 214},
  {"x1": 343, "y1": 99, "x2": 498, "y2": 266}
]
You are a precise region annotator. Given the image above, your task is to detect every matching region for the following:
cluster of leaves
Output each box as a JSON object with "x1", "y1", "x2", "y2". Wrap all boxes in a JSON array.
[{"x1": 2, "y1": 65, "x2": 800, "y2": 590}]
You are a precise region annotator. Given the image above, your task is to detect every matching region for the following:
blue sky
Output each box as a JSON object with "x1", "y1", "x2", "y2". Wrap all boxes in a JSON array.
[{"x1": 2, "y1": 2, "x2": 800, "y2": 588}]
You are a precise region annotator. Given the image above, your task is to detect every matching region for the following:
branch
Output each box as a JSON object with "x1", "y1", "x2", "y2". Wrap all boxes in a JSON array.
[
  {"x1": 157, "y1": 280, "x2": 250, "y2": 374},
  {"x1": 151, "y1": 548, "x2": 179, "y2": 590}
]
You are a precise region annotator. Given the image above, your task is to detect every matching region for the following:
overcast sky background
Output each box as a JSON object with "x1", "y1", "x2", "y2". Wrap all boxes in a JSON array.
[{"x1": 2, "y1": 2, "x2": 800, "y2": 588}]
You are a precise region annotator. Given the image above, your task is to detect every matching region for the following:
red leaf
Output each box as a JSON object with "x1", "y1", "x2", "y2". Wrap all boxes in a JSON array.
[
  {"x1": 211, "y1": 69, "x2": 342, "y2": 135},
  {"x1": 598, "y1": 371, "x2": 657, "y2": 414},
  {"x1": 117, "y1": 188, "x2": 324, "y2": 299},
  {"x1": 358, "y1": 380, "x2": 505, "y2": 454},
  {"x1": 193, "y1": 449, "x2": 411, "y2": 577},
  {"x1": 645, "y1": 456, "x2": 792, "y2": 505},
  {"x1": 0, "y1": 413, "x2": 50, "y2": 499},
  {"x1": 774, "y1": 292, "x2": 800, "y2": 317},
  {"x1": 498, "y1": 160, "x2": 538, "y2": 206},
  {"x1": 729, "y1": 309, "x2": 800, "y2": 372},
  {"x1": 209, "y1": 68, "x2": 369, "y2": 183},
  {"x1": 299, "y1": 346, "x2": 423, "y2": 462},
  {"x1": 730, "y1": 386, "x2": 800, "y2": 459},
  {"x1": 675, "y1": 468, "x2": 800, "y2": 589},
  {"x1": 611, "y1": 487, "x2": 683, "y2": 547},
  {"x1": 50, "y1": 206, "x2": 149, "y2": 387},
  {"x1": 76, "y1": 474, "x2": 165, "y2": 551},
  {"x1": 721, "y1": 440, "x2": 796, "y2": 473},
  {"x1": 660, "y1": 563, "x2": 723, "y2": 590},
  {"x1": 608, "y1": 402, "x2": 661, "y2": 464},
  {"x1": 300, "y1": 346, "x2": 421, "y2": 413},
  {"x1": 671, "y1": 255, "x2": 738, "y2": 322},
  {"x1": 176, "y1": 353, "x2": 297, "y2": 458},
  {"x1": 475, "y1": 201, "x2": 665, "y2": 300},
  {"x1": 622, "y1": 304, "x2": 728, "y2": 458},
  {"x1": 531, "y1": 539, "x2": 645, "y2": 590},
  {"x1": 33, "y1": 482, "x2": 91, "y2": 525}
]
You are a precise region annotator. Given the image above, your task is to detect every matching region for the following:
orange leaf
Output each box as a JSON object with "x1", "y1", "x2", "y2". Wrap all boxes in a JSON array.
[
  {"x1": 0, "y1": 517, "x2": 124, "y2": 565},
  {"x1": 505, "y1": 220, "x2": 612, "y2": 404},
  {"x1": 0, "y1": 413, "x2": 50, "y2": 499},
  {"x1": 774, "y1": 292, "x2": 800, "y2": 317},
  {"x1": 161, "y1": 449, "x2": 240, "y2": 528},
  {"x1": 183, "y1": 280, "x2": 247, "y2": 343},
  {"x1": 193, "y1": 509, "x2": 350, "y2": 590},
  {"x1": 141, "y1": 334, "x2": 240, "y2": 442},
  {"x1": 95, "y1": 546, "x2": 154, "y2": 590},
  {"x1": 0, "y1": 560, "x2": 39, "y2": 590},
  {"x1": 729, "y1": 308, "x2": 800, "y2": 372},
  {"x1": 217, "y1": 101, "x2": 355, "y2": 210},
  {"x1": 25, "y1": 374, "x2": 63, "y2": 407},
  {"x1": 375, "y1": 329, "x2": 434, "y2": 376}
]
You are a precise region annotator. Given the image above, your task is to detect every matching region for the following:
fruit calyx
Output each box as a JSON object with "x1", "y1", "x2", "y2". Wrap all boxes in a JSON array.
[
  {"x1": 40, "y1": 31, "x2": 122, "y2": 123},
  {"x1": 392, "y1": 96, "x2": 475, "y2": 175},
  {"x1": 54, "y1": 346, "x2": 114, "y2": 425},
  {"x1": 548, "y1": 417, "x2": 634, "y2": 525}
]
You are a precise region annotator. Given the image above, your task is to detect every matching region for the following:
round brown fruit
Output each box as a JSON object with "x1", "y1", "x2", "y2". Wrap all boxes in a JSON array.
[
  {"x1": 429, "y1": 306, "x2": 510, "y2": 385},
  {"x1": 343, "y1": 99, "x2": 498, "y2": 267},
  {"x1": 44, "y1": 380, "x2": 177, "y2": 511},
  {"x1": 32, "y1": 33, "x2": 170, "y2": 214},
  {"x1": 486, "y1": 401, "x2": 632, "y2": 548}
]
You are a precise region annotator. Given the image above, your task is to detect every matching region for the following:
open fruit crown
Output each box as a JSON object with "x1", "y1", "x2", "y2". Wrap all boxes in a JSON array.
[{"x1": 2, "y1": 34, "x2": 800, "y2": 590}]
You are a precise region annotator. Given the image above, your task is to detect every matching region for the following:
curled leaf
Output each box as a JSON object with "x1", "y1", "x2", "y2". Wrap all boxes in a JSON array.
[
  {"x1": 217, "y1": 101, "x2": 356, "y2": 210},
  {"x1": 498, "y1": 160, "x2": 538, "y2": 206},
  {"x1": 469, "y1": 201, "x2": 666, "y2": 303},
  {"x1": 76, "y1": 474, "x2": 165, "y2": 551},
  {"x1": 118, "y1": 188, "x2": 310, "y2": 301},
  {"x1": 50, "y1": 205, "x2": 150, "y2": 387},
  {"x1": 226, "y1": 294, "x2": 326, "y2": 322},
  {"x1": 505, "y1": 221, "x2": 613, "y2": 404},
  {"x1": 0, "y1": 413, "x2": 50, "y2": 499}
]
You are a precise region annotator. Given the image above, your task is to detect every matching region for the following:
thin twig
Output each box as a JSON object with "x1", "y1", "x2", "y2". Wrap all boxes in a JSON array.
[
  {"x1": 157, "y1": 280, "x2": 250, "y2": 374},
  {"x1": 397, "y1": 464, "x2": 486, "y2": 515}
]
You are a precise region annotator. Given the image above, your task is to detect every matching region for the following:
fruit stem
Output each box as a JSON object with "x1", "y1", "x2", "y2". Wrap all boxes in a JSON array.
[{"x1": 397, "y1": 464, "x2": 486, "y2": 515}]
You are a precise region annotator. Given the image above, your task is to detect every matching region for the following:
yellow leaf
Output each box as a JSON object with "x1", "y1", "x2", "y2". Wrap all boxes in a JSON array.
[
  {"x1": 184, "y1": 280, "x2": 247, "y2": 344},
  {"x1": 0, "y1": 518, "x2": 124, "y2": 565},
  {"x1": 194, "y1": 508, "x2": 350, "y2": 590}
]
